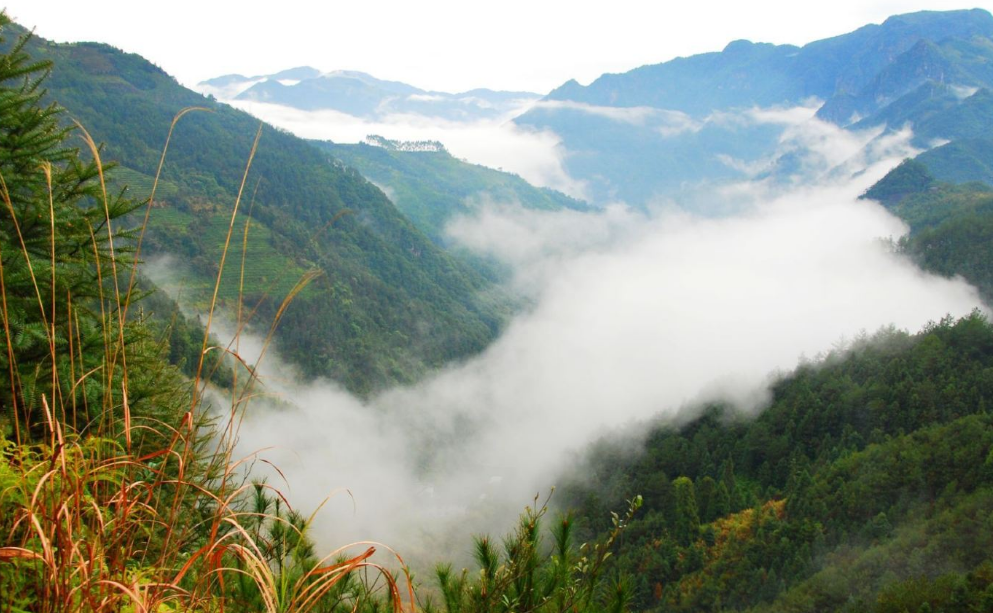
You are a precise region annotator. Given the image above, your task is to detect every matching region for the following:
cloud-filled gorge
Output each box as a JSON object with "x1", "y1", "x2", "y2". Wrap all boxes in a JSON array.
[{"x1": 206, "y1": 114, "x2": 988, "y2": 570}]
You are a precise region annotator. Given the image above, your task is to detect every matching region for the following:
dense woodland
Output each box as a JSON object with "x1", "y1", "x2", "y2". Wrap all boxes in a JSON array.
[
  {"x1": 561, "y1": 313, "x2": 993, "y2": 611},
  {"x1": 551, "y1": 159, "x2": 993, "y2": 612},
  {"x1": 3, "y1": 9, "x2": 993, "y2": 613}
]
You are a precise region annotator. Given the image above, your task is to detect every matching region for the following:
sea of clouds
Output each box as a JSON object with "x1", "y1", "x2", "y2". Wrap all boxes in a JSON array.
[{"x1": 169, "y1": 98, "x2": 988, "y2": 569}]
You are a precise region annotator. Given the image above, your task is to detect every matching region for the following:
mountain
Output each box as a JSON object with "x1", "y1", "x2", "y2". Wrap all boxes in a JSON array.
[
  {"x1": 917, "y1": 136, "x2": 993, "y2": 185},
  {"x1": 312, "y1": 136, "x2": 589, "y2": 245},
  {"x1": 556, "y1": 151, "x2": 993, "y2": 608},
  {"x1": 863, "y1": 155, "x2": 993, "y2": 304},
  {"x1": 541, "y1": 10, "x2": 993, "y2": 116},
  {"x1": 515, "y1": 9, "x2": 993, "y2": 207},
  {"x1": 563, "y1": 313, "x2": 993, "y2": 612},
  {"x1": 8, "y1": 24, "x2": 510, "y2": 395},
  {"x1": 198, "y1": 65, "x2": 323, "y2": 99},
  {"x1": 853, "y1": 84, "x2": 993, "y2": 145},
  {"x1": 199, "y1": 68, "x2": 540, "y2": 122}
]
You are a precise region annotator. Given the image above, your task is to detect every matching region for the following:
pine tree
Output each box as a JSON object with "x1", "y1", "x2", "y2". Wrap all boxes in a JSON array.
[
  {"x1": 673, "y1": 477, "x2": 700, "y2": 546},
  {"x1": 0, "y1": 13, "x2": 183, "y2": 444}
]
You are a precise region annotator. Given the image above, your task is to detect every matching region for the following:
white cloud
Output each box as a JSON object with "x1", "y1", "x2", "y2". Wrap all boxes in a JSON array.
[
  {"x1": 532, "y1": 99, "x2": 702, "y2": 137},
  {"x1": 951, "y1": 84, "x2": 980, "y2": 100},
  {"x1": 712, "y1": 103, "x2": 919, "y2": 185},
  {"x1": 405, "y1": 93, "x2": 447, "y2": 102},
  {"x1": 227, "y1": 99, "x2": 589, "y2": 199},
  {"x1": 197, "y1": 77, "x2": 265, "y2": 101},
  {"x1": 716, "y1": 153, "x2": 776, "y2": 176},
  {"x1": 744, "y1": 99, "x2": 822, "y2": 125},
  {"x1": 218, "y1": 131, "x2": 985, "y2": 571}
]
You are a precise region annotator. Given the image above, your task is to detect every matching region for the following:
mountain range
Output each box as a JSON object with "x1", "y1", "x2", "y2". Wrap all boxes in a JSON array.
[
  {"x1": 26, "y1": 7, "x2": 993, "y2": 394},
  {"x1": 515, "y1": 8, "x2": 993, "y2": 205},
  {"x1": 199, "y1": 67, "x2": 539, "y2": 122},
  {"x1": 201, "y1": 10, "x2": 993, "y2": 210}
]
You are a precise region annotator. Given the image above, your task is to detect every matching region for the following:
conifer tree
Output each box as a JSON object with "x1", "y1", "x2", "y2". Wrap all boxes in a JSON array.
[
  {"x1": 673, "y1": 476, "x2": 700, "y2": 546},
  {"x1": 0, "y1": 13, "x2": 182, "y2": 443}
]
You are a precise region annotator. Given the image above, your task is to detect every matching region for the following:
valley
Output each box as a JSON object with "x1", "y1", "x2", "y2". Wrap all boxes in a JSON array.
[{"x1": 2, "y1": 4, "x2": 993, "y2": 612}]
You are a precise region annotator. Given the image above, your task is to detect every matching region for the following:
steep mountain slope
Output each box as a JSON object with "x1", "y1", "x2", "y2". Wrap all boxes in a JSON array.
[
  {"x1": 917, "y1": 137, "x2": 993, "y2": 185},
  {"x1": 853, "y1": 84, "x2": 993, "y2": 145},
  {"x1": 562, "y1": 313, "x2": 993, "y2": 612},
  {"x1": 864, "y1": 156, "x2": 993, "y2": 304},
  {"x1": 547, "y1": 151, "x2": 993, "y2": 611},
  {"x1": 515, "y1": 9, "x2": 993, "y2": 207},
  {"x1": 313, "y1": 137, "x2": 588, "y2": 244},
  {"x1": 10, "y1": 24, "x2": 509, "y2": 395}
]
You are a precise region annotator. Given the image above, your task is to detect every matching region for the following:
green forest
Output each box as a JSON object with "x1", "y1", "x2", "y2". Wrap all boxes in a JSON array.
[{"x1": 561, "y1": 313, "x2": 993, "y2": 612}]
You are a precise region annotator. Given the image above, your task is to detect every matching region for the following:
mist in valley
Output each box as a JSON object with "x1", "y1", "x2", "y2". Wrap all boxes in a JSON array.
[{"x1": 171, "y1": 106, "x2": 992, "y2": 569}]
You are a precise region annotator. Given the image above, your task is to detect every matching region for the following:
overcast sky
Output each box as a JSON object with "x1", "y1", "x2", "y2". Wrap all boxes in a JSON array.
[{"x1": 5, "y1": 1, "x2": 990, "y2": 94}]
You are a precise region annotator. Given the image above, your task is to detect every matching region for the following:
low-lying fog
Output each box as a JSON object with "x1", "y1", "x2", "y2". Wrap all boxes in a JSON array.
[{"x1": 168, "y1": 104, "x2": 987, "y2": 569}]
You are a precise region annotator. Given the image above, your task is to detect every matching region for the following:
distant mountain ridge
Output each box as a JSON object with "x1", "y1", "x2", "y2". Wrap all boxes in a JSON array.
[
  {"x1": 199, "y1": 10, "x2": 993, "y2": 211},
  {"x1": 198, "y1": 67, "x2": 540, "y2": 122},
  {"x1": 539, "y1": 9, "x2": 993, "y2": 117},
  {"x1": 515, "y1": 8, "x2": 993, "y2": 206}
]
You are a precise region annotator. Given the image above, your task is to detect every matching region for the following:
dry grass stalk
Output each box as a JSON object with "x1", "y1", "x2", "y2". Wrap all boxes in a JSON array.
[{"x1": 0, "y1": 104, "x2": 411, "y2": 612}]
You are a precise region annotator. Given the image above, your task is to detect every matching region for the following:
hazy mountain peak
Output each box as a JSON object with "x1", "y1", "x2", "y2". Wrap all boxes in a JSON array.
[
  {"x1": 545, "y1": 79, "x2": 586, "y2": 102},
  {"x1": 517, "y1": 8, "x2": 993, "y2": 206},
  {"x1": 323, "y1": 69, "x2": 376, "y2": 79},
  {"x1": 200, "y1": 73, "x2": 249, "y2": 86},
  {"x1": 315, "y1": 70, "x2": 424, "y2": 96},
  {"x1": 723, "y1": 38, "x2": 752, "y2": 51},
  {"x1": 201, "y1": 64, "x2": 539, "y2": 122},
  {"x1": 268, "y1": 65, "x2": 321, "y2": 81},
  {"x1": 881, "y1": 7, "x2": 993, "y2": 30}
]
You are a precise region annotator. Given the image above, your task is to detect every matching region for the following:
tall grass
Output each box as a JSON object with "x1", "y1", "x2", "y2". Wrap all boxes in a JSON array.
[{"x1": 0, "y1": 101, "x2": 412, "y2": 612}]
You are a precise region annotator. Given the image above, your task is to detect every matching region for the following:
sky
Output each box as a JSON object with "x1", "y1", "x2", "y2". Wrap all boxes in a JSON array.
[{"x1": 5, "y1": 1, "x2": 990, "y2": 94}]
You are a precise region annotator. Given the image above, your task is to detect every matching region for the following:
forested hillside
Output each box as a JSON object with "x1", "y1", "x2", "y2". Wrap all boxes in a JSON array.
[
  {"x1": 865, "y1": 158, "x2": 993, "y2": 304},
  {"x1": 550, "y1": 157, "x2": 993, "y2": 612},
  {"x1": 561, "y1": 312, "x2": 993, "y2": 612},
  {"x1": 314, "y1": 138, "x2": 587, "y2": 245},
  {"x1": 917, "y1": 137, "x2": 993, "y2": 186},
  {"x1": 7, "y1": 7, "x2": 993, "y2": 613},
  {"x1": 4, "y1": 23, "x2": 510, "y2": 394}
]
